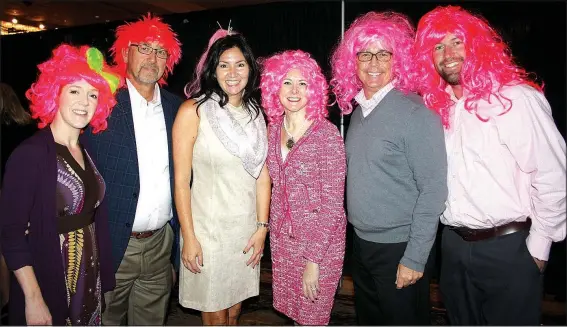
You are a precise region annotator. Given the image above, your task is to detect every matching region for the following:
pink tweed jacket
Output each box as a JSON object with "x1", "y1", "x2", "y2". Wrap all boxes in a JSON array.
[{"x1": 267, "y1": 119, "x2": 347, "y2": 264}]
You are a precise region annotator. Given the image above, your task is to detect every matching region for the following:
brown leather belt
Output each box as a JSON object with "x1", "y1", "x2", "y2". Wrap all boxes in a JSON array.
[
  {"x1": 131, "y1": 228, "x2": 160, "y2": 239},
  {"x1": 449, "y1": 218, "x2": 531, "y2": 242}
]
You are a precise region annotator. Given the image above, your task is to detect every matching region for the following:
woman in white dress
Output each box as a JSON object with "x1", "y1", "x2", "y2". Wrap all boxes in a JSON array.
[{"x1": 172, "y1": 28, "x2": 271, "y2": 325}]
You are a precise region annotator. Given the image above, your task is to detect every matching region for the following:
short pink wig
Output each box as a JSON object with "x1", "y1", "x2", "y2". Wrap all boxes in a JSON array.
[
  {"x1": 25, "y1": 44, "x2": 122, "y2": 133},
  {"x1": 330, "y1": 11, "x2": 417, "y2": 114},
  {"x1": 260, "y1": 50, "x2": 333, "y2": 124},
  {"x1": 111, "y1": 13, "x2": 182, "y2": 85},
  {"x1": 414, "y1": 5, "x2": 542, "y2": 127}
]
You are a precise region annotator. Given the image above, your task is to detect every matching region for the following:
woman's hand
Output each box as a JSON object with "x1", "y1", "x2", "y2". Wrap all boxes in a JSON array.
[
  {"x1": 302, "y1": 260, "x2": 320, "y2": 301},
  {"x1": 182, "y1": 235, "x2": 203, "y2": 274},
  {"x1": 243, "y1": 228, "x2": 268, "y2": 269},
  {"x1": 14, "y1": 267, "x2": 51, "y2": 325},
  {"x1": 25, "y1": 294, "x2": 52, "y2": 325}
]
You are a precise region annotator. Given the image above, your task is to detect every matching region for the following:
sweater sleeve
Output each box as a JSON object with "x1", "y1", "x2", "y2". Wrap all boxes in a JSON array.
[
  {"x1": 303, "y1": 125, "x2": 347, "y2": 264},
  {"x1": 400, "y1": 106, "x2": 448, "y2": 272},
  {"x1": 0, "y1": 143, "x2": 42, "y2": 270}
]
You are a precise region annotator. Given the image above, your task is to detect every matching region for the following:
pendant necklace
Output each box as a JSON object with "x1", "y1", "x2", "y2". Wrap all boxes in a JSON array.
[{"x1": 283, "y1": 117, "x2": 307, "y2": 150}]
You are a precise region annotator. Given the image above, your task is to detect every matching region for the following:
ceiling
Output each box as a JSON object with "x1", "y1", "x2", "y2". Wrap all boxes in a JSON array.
[{"x1": 2, "y1": 0, "x2": 284, "y2": 30}]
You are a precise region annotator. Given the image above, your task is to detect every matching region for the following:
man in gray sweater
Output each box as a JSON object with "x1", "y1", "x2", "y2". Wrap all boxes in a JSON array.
[{"x1": 331, "y1": 11, "x2": 448, "y2": 325}]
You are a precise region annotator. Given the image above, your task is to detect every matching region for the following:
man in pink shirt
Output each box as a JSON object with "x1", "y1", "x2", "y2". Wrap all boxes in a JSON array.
[{"x1": 414, "y1": 5, "x2": 566, "y2": 325}]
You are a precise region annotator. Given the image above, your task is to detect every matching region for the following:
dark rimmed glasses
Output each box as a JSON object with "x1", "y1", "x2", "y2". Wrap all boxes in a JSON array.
[
  {"x1": 356, "y1": 51, "x2": 392, "y2": 63},
  {"x1": 130, "y1": 43, "x2": 169, "y2": 59}
]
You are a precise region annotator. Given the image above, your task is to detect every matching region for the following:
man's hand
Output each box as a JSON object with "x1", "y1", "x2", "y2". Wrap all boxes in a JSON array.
[
  {"x1": 532, "y1": 257, "x2": 546, "y2": 273},
  {"x1": 395, "y1": 263, "x2": 423, "y2": 289}
]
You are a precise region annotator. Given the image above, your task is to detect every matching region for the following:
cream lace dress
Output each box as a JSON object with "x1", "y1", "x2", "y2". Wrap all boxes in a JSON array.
[{"x1": 179, "y1": 99, "x2": 266, "y2": 312}]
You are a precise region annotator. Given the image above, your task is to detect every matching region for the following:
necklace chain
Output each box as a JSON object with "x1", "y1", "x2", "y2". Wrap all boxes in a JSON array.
[{"x1": 283, "y1": 117, "x2": 308, "y2": 150}]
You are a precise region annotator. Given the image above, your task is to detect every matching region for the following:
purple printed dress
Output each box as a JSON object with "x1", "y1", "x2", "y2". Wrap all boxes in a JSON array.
[{"x1": 55, "y1": 144, "x2": 105, "y2": 326}]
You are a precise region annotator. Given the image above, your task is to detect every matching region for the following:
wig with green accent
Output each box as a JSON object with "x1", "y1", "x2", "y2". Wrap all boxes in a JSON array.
[
  {"x1": 86, "y1": 47, "x2": 120, "y2": 93},
  {"x1": 25, "y1": 44, "x2": 123, "y2": 133}
]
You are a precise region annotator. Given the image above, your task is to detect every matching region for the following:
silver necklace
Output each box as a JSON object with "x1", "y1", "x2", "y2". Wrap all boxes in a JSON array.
[{"x1": 283, "y1": 117, "x2": 307, "y2": 150}]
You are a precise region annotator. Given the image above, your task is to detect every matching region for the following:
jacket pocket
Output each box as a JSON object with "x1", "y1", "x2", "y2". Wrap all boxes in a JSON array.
[{"x1": 304, "y1": 182, "x2": 322, "y2": 214}]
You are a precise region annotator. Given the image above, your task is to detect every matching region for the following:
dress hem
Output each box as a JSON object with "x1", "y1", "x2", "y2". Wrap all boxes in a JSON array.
[{"x1": 179, "y1": 291, "x2": 260, "y2": 312}]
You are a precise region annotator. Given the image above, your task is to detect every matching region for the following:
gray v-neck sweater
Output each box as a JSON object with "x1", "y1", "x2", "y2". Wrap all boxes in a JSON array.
[{"x1": 345, "y1": 88, "x2": 448, "y2": 272}]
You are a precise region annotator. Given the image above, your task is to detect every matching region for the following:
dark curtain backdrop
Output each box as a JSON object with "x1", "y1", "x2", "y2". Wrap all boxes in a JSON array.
[
  {"x1": 0, "y1": 1, "x2": 564, "y2": 134},
  {"x1": 0, "y1": 0, "x2": 564, "y2": 299}
]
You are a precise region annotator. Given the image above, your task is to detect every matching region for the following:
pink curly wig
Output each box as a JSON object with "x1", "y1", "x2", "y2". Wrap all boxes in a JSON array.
[
  {"x1": 25, "y1": 44, "x2": 123, "y2": 133},
  {"x1": 111, "y1": 13, "x2": 182, "y2": 85},
  {"x1": 184, "y1": 28, "x2": 234, "y2": 98},
  {"x1": 330, "y1": 11, "x2": 418, "y2": 114},
  {"x1": 414, "y1": 5, "x2": 542, "y2": 128},
  {"x1": 260, "y1": 50, "x2": 333, "y2": 124}
]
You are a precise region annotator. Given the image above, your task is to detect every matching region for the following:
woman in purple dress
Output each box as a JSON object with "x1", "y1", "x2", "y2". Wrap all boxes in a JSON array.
[{"x1": 0, "y1": 44, "x2": 121, "y2": 325}]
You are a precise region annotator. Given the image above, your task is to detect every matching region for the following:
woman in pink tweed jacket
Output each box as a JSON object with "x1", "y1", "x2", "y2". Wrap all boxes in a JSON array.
[{"x1": 260, "y1": 50, "x2": 348, "y2": 325}]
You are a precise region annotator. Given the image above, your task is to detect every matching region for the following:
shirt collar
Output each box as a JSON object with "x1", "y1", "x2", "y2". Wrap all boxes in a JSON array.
[
  {"x1": 126, "y1": 79, "x2": 161, "y2": 108},
  {"x1": 354, "y1": 82, "x2": 394, "y2": 114},
  {"x1": 445, "y1": 84, "x2": 470, "y2": 103}
]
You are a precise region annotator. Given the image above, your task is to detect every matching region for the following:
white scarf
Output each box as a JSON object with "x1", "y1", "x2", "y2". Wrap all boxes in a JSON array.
[{"x1": 201, "y1": 94, "x2": 268, "y2": 178}]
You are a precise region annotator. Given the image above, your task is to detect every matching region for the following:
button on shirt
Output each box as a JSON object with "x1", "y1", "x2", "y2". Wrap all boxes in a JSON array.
[
  {"x1": 442, "y1": 84, "x2": 566, "y2": 260},
  {"x1": 354, "y1": 82, "x2": 394, "y2": 117},
  {"x1": 127, "y1": 79, "x2": 173, "y2": 232}
]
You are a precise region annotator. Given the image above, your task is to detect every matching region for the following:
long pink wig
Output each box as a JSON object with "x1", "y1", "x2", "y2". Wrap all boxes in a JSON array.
[
  {"x1": 330, "y1": 11, "x2": 417, "y2": 114},
  {"x1": 111, "y1": 13, "x2": 182, "y2": 85},
  {"x1": 184, "y1": 28, "x2": 233, "y2": 98},
  {"x1": 414, "y1": 5, "x2": 542, "y2": 127},
  {"x1": 25, "y1": 44, "x2": 122, "y2": 133},
  {"x1": 260, "y1": 50, "x2": 334, "y2": 124}
]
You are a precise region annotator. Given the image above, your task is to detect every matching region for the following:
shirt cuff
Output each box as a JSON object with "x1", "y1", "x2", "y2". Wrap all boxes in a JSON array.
[{"x1": 526, "y1": 232, "x2": 552, "y2": 261}]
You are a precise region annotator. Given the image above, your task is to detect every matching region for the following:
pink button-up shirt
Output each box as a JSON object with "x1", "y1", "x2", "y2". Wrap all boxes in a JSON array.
[{"x1": 442, "y1": 84, "x2": 566, "y2": 261}]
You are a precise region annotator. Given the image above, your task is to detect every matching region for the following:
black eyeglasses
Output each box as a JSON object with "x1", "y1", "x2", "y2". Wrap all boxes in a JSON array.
[
  {"x1": 356, "y1": 51, "x2": 392, "y2": 63},
  {"x1": 130, "y1": 43, "x2": 169, "y2": 59}
]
